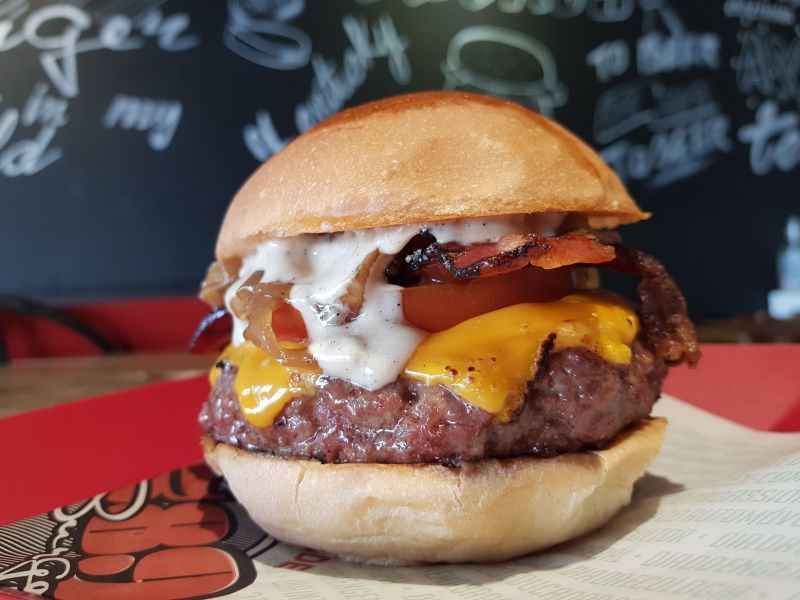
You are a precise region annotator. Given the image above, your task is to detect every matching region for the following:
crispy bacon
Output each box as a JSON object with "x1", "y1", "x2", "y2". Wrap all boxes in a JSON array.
[
  {"x1": 610, "y1": 246, "x2": 701, "y2": 367},
  {"x1": 530, "y1": 234, "x2": 616, "y2": 269},
  {"x1": 385, "y1": 229, "x2": 698, "y2": 366},
  {"x1": 194, "y1": 230, "x2": 699, "y2": 370},
  {"x1": 387, "y1": 232, "x2": 616, "y2": 284}
]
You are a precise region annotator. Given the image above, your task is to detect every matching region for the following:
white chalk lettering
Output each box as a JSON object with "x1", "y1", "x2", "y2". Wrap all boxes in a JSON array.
[
  {"x1": 0, "y1": 4, "x2": 198, "y2": 98},
  {"x1": 244, "y1": 13, "x2": 410, "y2": 161},
  {"x1": 602, "y1": 113, "x2": 731, "y2": 188},
  {"x1": 587, "y1": 39, "x2": 629, "y2": 82},
  {"x1": 724, "y1": 0, "x2": 796, "y2": 26},
  {"x1": 739, "y1": 101, "x2": 800, "y2": 175},
  {"x1": 637, "y1": 31, "x2": 720, "y2": 75},
  {"x1": 593, "y1": 81, "x2": 652, "y2": 144},
  {"x1": 244, "y1": 112, "x2": 289, "y2": 162},
  {"x1": 136, "y1": 9, "x2": 199, "y2": 52},
  {"x1": 357, "y1": 0, "x2": 635, "y2": 21},
  {"x1": 103, "y1": 95, "x2": 183, "y2": 151},
  {"x1": 733, "y1": 29, "x2": 800, "y2": 104},
  {"x1": 587, "y1": 0, "x2": 635, "y2": 22},
  {"x1": 442, "y1": 25, "x2": 566, "y2": 115},
  {"x1": 224, "y1": 0, "x2": 311, "y2": 70},
  {"x1": 0, "y1": 83, "x2": 66, "y2": 177}
]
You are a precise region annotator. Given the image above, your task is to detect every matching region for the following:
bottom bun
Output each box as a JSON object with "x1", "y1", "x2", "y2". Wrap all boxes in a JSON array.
[{"x1": 202, "y1": 417, "x2": 666, "y2": 565}]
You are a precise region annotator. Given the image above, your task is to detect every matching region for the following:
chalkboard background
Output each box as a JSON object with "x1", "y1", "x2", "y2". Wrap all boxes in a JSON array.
[{"x1": 2, "y1": 0, "x2": 799, "y2": 321}]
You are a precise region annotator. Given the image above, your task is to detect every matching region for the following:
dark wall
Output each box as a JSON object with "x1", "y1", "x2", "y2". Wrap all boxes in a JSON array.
[{"x1": 1, "y1": 0, "x2": 798, "y2": 320}]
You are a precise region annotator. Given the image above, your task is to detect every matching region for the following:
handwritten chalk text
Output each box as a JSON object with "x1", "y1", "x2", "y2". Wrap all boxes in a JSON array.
[
  {"x1": 0, "y1": 5, "x2": 198, "y2": 98},
  {"x1": 103, "y1": 95, "x2": 183, "y2": 151},
  {"x1": 0, "y1": 83, "x2": 66, "y2": 177},
  {"x1": 739, "y1": 101, "x2": 800, "y2": 175},
  {"x1": 244, "y1": 14, "x2": 409, "y2": 161}
]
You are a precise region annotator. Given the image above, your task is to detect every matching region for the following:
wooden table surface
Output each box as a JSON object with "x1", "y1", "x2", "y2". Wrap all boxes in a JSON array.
[{"x1": 0, "y1": 353, "x2": 216, "y2": 418}]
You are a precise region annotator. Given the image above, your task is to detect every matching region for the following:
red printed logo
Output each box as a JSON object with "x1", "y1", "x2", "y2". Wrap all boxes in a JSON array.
[{"x1": 0, "y1": 466, "x2": 259, "y2": 599}]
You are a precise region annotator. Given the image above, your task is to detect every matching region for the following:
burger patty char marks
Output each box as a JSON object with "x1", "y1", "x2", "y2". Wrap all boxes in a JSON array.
[{"x1": 199, "y1": 341, "x2": 666, "y2": 464}]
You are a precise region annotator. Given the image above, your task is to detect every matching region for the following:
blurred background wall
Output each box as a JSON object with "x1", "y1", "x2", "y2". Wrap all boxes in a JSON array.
[{"x1": 1, "y1": 0, "x2": 799, "y2": 328}]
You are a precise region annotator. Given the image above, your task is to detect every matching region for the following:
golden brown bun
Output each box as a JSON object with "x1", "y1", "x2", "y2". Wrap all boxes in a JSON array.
[
  {"x1": 203, "y1": 417, "x2": 665, "y2": 565},
  {"x1": 216, "y1": 91, "x2": 647, "y2": 259}
]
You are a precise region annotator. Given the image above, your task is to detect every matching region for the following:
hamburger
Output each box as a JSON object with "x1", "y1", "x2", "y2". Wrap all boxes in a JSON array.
[{"x1": 196, "y1": 91, "x2": 700, "y2": 565}]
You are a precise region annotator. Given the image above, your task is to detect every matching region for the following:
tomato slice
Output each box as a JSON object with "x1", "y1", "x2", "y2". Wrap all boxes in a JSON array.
[
  {"x1": 403, "y1": 266, "x2": 573, "y2": 332},
  {"x1": 268, "y1": 267, "x2": 573, "y2": 340},
  {"x1": 272, "y1": 302, "x2": 308, "y2": 342}
]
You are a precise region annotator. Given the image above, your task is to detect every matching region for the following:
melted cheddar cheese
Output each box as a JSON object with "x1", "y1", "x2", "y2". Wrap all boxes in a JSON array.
[
  {"x1": 210, "y1": 293, "x2": 638, "y2": 427},
  {"x1": 210, "y1": 343, "x2": 320, "y2": 428},
  {"x1": 402, "y1": 293, "x2": 638, "y2": 420}
]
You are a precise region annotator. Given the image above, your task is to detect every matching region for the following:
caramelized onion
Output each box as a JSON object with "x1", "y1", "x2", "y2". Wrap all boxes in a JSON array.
[
  {"x1": 199, "y1": 258, "x2": 241, "y2": 308},
  {"x1": 339, "y1": 250, "x2": 379, "y2": 323},
  {"x1": 231, "y1": 274, "x2": 316, "y2": 367}
]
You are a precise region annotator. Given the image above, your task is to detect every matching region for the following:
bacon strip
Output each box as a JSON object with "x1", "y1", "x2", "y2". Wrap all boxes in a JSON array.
[
  {"x1": 610, "y1": 246, "x2": 701, "y2": 367},
  {"x1": 387, "y1": 231, "x2": 699, "y2": 366},
  {"x1": 530, "y1": 234, "x2": 616, "y2": 269},
  {"x1": 195, "y1": 234, "x2": 699, "y2": 370},
  {"x1": 390, "y1": 232, "x2": 616, "y2": 284}
]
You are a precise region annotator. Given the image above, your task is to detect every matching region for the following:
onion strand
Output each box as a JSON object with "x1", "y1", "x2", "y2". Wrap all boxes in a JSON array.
[{"x1": 231, "y1": 274, "x2": 317, "y2": 367}]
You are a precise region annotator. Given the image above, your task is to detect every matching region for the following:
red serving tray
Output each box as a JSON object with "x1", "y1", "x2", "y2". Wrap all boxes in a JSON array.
[{"x1": 2, "y1": 344, "x2": 800, "y2": 527}]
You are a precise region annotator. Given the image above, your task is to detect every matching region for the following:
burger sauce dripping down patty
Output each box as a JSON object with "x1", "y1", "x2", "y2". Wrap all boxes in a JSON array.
[
  {"x1": 199, "y1": 215, "x2": 699, "y2": 464},
  {"x1": 210, "y1": 215, "x2": 568, "y2": 391}
]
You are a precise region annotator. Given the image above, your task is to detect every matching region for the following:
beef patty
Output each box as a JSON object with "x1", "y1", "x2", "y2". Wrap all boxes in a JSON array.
[{"x1": 199, "y1": 340, "x2": 666, "y2": 464}]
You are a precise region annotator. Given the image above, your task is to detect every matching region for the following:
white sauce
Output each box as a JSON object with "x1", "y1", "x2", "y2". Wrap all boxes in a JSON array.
[{"x1": 227, "y1": 214, "x2": 564, "y2": 390}]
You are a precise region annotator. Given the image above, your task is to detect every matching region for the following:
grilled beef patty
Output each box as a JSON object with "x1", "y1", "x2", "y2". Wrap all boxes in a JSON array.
[{"x1": 199, "y1": 340, "x2": 666, "y2": 464}]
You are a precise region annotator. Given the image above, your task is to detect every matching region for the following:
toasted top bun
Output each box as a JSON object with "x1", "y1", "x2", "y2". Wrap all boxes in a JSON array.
[
  {"x1": 203, "y1": 417, "x2": 665, "y2": 565},
  {"x1": 216, "y1": 91, "x2": 647, "y2": 259}
]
